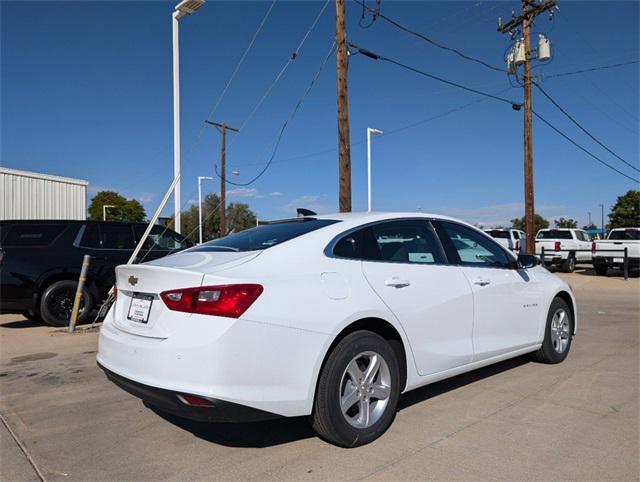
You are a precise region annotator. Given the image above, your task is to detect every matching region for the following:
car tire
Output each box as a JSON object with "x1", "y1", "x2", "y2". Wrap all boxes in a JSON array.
[
  {"x1": 561, "y1": 255, "x2": 576, "y2": 273},
  {"x1": 594, "y1": 264, "x2": 608, "y2": 276},
  {"x1": 311, "y1": 330, "x2": 401, "y2": 447},
  {"x1": 39, "y1": 280, "x2": 93, "y2": 327},
  {"x1": 532, "y1": 297, "x2": 573, "y2": 364}
]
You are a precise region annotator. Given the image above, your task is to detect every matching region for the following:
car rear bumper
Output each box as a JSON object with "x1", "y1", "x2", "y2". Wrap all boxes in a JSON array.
[
  {"x1": 97, "y1": 307, "x2": 333, "y2": 419},
  {"x1": 98, "y1": 362, "x2": 281, "y2": 422}
]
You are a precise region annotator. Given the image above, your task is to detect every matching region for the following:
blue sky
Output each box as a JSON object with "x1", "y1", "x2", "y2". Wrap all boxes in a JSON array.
[{"x1": 2, "y1": 0, "x2": 638, "y2": 229}]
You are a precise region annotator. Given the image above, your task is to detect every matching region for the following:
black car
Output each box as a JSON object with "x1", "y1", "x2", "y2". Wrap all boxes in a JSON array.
[{"x1": 0, "y1": 220, "x2": 191, "y2": 326}]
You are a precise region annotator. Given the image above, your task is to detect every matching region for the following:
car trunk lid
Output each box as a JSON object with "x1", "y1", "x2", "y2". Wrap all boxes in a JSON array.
[{"x1": 112, "y1": 251, "x2": 260, "y2": 338}]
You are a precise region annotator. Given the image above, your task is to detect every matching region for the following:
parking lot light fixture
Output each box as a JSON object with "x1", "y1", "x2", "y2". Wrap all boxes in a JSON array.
[
  {"x1": 103, "y1": 205, "x2": 116, "y2": 221},
  {"x1": 172, "y1": 0, "x2": 205, "y2": 234},
  {"x1": 198, "y1": 176, "x2": 214, "y2": 244},
  {"x1": 367, "y1": 128, "x2": 383, "y2": 212}
]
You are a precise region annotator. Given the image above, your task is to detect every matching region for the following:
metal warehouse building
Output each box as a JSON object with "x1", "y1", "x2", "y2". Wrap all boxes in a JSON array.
[{"x1": 0, "y1": 167, "x2": 88, "y2": 220}]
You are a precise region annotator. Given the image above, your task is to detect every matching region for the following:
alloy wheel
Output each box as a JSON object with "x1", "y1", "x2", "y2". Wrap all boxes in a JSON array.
[
  {"x1": 339, "y1": 351, "x2": 392, "y2": 429},
  {"x1": 550, "y1": 308, "x2": 570, "y2": 354}
]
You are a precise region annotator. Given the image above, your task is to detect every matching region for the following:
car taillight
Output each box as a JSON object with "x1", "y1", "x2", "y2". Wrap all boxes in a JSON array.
[
  {"x1": 160, "y1": 284, "x2": 263, "y2": 318},
  {"x1": 591, "y1": 242, "x2": 596, "y2": 252},
  {"x1": 515, "y1": 240, "x2": 520, "y2": 251},
  {"x1": 554, "y1": 241, "x2": 561, "y2": 251}
]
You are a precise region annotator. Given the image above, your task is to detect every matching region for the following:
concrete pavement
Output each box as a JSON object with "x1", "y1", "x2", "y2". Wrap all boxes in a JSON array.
[{"x1": 0, "y1": 268, "x2": 638, "y2": 480}]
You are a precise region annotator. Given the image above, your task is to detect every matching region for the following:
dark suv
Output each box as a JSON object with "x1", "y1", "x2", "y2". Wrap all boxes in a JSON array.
[{"x1": 0, "y1": 220, "x2": 191, "y2": 326}]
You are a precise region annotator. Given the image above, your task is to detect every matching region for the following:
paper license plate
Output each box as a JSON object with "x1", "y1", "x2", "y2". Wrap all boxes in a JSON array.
[
  {"x1": 613, "y1": 258, "x2": 623, "y2": 263},
  {"x1": 127, "y1": 293, "x2": 153, "y2": 323}
]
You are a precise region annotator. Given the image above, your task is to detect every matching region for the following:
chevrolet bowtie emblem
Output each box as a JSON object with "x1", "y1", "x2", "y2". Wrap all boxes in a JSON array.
[{"x1": 128, "y1": 276, "x2": 138, "y2": 286}]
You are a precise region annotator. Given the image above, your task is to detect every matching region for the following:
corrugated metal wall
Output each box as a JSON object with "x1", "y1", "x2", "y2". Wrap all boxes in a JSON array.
[{"x1": 0, "y1": 168, "x2": 88, "y2": 220}]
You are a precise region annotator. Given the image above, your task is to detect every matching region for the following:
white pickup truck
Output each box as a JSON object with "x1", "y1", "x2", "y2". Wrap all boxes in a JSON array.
[
  {"x1": 593, "y1": 227, "x2": 640, "y2": 276},
  {"x1": 535, "y1": 228, "x2": 593, "y2": 272},
  {"x1": 484, "y1": 228, "x2": 526, "y2": 253}
]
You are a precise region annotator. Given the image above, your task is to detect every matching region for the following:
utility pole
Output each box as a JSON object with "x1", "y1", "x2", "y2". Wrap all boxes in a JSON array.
[
  {"x1": 205, "y1": 120, "x2": 239, "y2": 237},
  {"x1": 588, "y1": 211, "x2": 592, "y2": 226},
  {"x1": 499, "y1": 0, "x2": 557, "y2": 254},
  {"x1": 599, "y1": 203, "x2": 605, "y2": 238},
  {"x1": 336, "y1": 0, "x2": 352, "y2": 212}
]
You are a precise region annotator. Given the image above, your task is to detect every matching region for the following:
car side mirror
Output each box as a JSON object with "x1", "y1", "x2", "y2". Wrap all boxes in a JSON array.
[{"x1": 517, "y1": 254, "x2": 539, "y2": 269}]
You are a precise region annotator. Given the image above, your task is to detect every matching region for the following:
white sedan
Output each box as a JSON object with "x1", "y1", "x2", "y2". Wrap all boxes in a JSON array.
[{"x1": 97, "y1": 212, "x2": 576, "y2": 447}]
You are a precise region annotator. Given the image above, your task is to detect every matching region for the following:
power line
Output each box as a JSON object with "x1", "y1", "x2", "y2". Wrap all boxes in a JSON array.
[
  {"x1": 349, "y1": 43, "x2": 521, "y2": 108},
  {"x1": 533, "y1": 110, "x2": 639, "y2": 184},
  {"x1": 231, "y1": 86, "x2": 516, "y2": 169},
  {"x1": 353, "y1": 0, "x2": 506, "y2": 73},
  {"x1": 217, "y1": 40, "x2": 336, "y2": 187},
  {"x1": 230, "y1": 0, "x2": 331, "y2": 145},
  {"x1": 533, "y1": 81, "x2": 639, "y2": 173},
  {"x1": 544, "y1": 60, "x2": 639, "y2": 79},
  {"x1": 180, "y1": 1, "x2": 278, "y2": 166},
  {"x1": 205, "y1": 0, "x2": 277, "y2": 120}
]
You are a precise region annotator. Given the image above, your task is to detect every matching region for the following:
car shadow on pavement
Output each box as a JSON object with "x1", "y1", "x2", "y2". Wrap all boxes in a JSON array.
[
  {"x1": 147, "y1": 406, "x2": 316, "y2": 448},
  {"x1": 0, "y1": 318, "x2": 47, "y2": 329},
  {"x1": 398, "y1": 355, "x2": 530, "y2": 411},
  {"x1": 149, "y1": 355, "x2": 532, "y2": 448},
  {"x1": 574, "y1": 267, "x2": 637, "y2": 279}
]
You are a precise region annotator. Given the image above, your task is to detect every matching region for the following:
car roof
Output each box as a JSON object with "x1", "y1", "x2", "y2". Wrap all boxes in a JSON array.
[{"x1": 305, "y1": 211, "x2": 463, "y2": 223}]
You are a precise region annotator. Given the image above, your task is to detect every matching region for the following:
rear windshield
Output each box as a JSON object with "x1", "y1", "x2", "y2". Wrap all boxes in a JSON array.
[
  {"x1": 189, "y1": 218, "x2": 340, "y2": 252},
  {"x1": 537, "y1": 230, "x2": 573, "y2": 240},
  {"x1": 609, "y1": 229, "x2": 640, "y2": 241},
  {"x1": 485, "y1": 230, "x2": 509, "y2": 239},
  {"x1": 1, "y1": 224, "x2": 67, "y2": 247}
]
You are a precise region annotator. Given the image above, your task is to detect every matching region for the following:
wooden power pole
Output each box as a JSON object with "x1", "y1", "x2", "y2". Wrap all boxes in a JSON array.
[
  {"x1": 499, "y1": 0, "x2": 557, "y2": 254},
  {"x1": 335, "y1": 0, "x2": 352, "y2": 212},
  {"x1": 205, "y1": 120, "x2": 239, "y2": 237}
]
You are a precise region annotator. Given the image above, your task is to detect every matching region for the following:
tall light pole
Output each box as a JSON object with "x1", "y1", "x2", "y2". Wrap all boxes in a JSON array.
[
  {"x1": 600, "y1": 204, "x2": 605, "y2": 238},
  {"x1": 198, "y1": 176, "x2": 213, "y2": 244},
  {"x1": 173, "y1": 0, "x2": 205, "y2": 234},
  {"x1": 366, "y1": 128, "x2": 383, "y2": 212},
  {"x1": 103, "y1": 205, "x2": 116, "y2": 221}
]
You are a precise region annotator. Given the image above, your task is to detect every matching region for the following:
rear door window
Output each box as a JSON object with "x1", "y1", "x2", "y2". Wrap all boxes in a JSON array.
[
  {"x1": 100, "y1": 224, "x2": 135, "y2": 250},
  {"x1": 1, "y1": 224, "x2": 66, "y2": 247},
  {"x1": 370, "y1": 221, "x2": 444, "y2": 264},
  {"x1": 79, "y1": 224, "x2": 101, "y2": 248}
]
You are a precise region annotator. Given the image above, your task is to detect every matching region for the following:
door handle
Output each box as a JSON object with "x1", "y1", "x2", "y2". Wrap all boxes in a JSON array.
[
  {"x1": 472, "y1": 278, "x2": 491, "y2": 286},
  {"x1": 385, "y1": 277, "x2": 411, "y2": 288}
]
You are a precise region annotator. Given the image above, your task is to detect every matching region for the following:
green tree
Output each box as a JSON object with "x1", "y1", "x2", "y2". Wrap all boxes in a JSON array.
[
  {"x1": 226, "y1": 202, "x2": 257, "y2": 234},
  {"x1": 608, "y1": 190, "x2": 640, "y2": 228},
  {"x1": 510, "y1": 214, "x2": 549, "y2": 234},
  {"x1": 582, "y1": 223, "x2": 597, "y2": 231},
  {"x1": 175, "y1": 193, "x2": 257, "y2": 244},
  {"x1": 88, "y1": 191, "x2": 146, "y2": 222},
  {"x1": 554, "y1": 217, "x2": 578, "y2": 228}
]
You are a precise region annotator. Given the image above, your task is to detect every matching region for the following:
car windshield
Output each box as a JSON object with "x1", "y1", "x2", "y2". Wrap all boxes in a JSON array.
[
  {"x1": 537, "y1": 230, "x2": 573, "y2": 240},
  {"x1": 609, "y1": 229, "x2": 640, "y2": 241},
  {"x1": 188, "y1": 218, "x2": 340, "y2": 252}
]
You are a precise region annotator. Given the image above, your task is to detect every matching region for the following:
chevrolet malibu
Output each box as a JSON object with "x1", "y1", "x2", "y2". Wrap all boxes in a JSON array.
[{"x1": 97, "y1": 212, "x2": 576, "y2": 447}]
